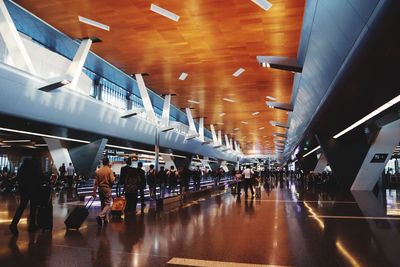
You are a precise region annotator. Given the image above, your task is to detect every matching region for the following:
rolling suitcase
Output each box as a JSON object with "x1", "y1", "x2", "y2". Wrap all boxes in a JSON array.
[
  {"x1": 111, "y1": 197, "x2": 126, "y2": 217},
  {"x1": 65, "y1": 197, "x2": 95, "y2": 230},
  {"x1": 36, "y1": 183, "x2": 53, "y2": 231}
]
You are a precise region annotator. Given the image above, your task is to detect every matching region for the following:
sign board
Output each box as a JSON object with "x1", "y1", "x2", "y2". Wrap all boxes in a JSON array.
[{"x1": 370, "y1": 153, "x2": 388, "y2": 163}]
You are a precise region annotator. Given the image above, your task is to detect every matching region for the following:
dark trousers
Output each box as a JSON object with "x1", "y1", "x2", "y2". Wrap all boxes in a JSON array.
[
  {"x1": 139, "y1": 187, "x2": 145, "y2": 209},
  {"x1": 244, "y1": 179, "x2": 254, "y2": 197},
  {"x1": 125, "y1": 192, "x2": 138, "y2": 212},
  {"x1": 67, "y1": 175, "x2": 73, "y2": 188},
  {"x1": 11, "y1": 191, "x2": 37, "y2": 227}
]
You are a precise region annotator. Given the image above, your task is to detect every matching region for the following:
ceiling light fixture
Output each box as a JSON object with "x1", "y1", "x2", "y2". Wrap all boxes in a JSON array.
[
  {"x1": 333, "y1": 94, "x2": 400, "y2": 139},
  {"x1": 179, "y1": 72, "x2": 188, "y2": 80},
  {"x1": 252, "y1": 111, "x2": 260, "y2": 116},
  {"x1": 3, "y1": 139, "x2": 31, "y2": 143},
  {"x1": 251, "y1": 0, "x2": 273, "y2": 11},
  {"x1": 223, "y1": 98, "x2": 235, "y2": 103},
  {"x1": 216, "y1": 122, "x2": 224, "y2": 125},
  {"x1": 259, "y1": 127, "x2": 265, "y2": 130},
  {"x1": 303, "y1": 146, "x2": 321, "y2": 158},
  {"x1": 266, "y1": 96, "x2": 277, "y2": 101},
  {"x1": 78, "y1": 16, "x2": 110, "y2": 31},
  {"x1": 188, "y1": 100, "x2": 200, "y2": 104},
  {"x1": 234, "y1": 128, "x2": 240, "y2": 131},
  {"x1": 232, "y1": 68, "x2": 245, "y2": 77},
  {"x1": 150, "y1": 4, "x2": 180, "y2": 22},
  {"x1": 219, "y1": 113, "x2": 226, "y2": 117},
  {"x1": 241, "y1": 121, "x2": 248, "y2": 124}
]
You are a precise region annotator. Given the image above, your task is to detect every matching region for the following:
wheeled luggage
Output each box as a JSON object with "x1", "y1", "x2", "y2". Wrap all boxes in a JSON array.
[
  {"x1": 37, "y1": 203, "x2": 53, "y2": 231},
  {"x1": 255, "y1": 186, "x2": 261, "y2": 198},
  {"x1": 111, "y1": 197, "x2": 126, "y2": 217},
  {"x1": 65, "y1": 197, "x2": 95, "y2": 230}
]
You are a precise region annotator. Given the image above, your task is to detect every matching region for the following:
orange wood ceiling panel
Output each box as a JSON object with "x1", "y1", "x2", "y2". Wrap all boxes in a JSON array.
[{"x1": 15, "y1": 0, "x2": 305, "y2": 154}]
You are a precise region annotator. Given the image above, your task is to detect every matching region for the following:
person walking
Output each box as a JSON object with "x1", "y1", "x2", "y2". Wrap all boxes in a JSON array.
[
  {"x1": 120, "y1": 157, "x2": 139, "y2": 213},
  {"x1": 146, "y1": 164, "x2": 156, "y2": 200},
  {"x1": 93, "y1": 158, "x2": 115, "y2": 227},
  {"x1": 9, "y1": 157, "x2": 44, "y2": 235},
  {"x1": 58, "y1": 163, "x2": 66, "y2": 183},
  {"x1": 156, "y1": 166, "x2": 167, "y2": 198},
  {"x1": 66, "y1": 163, "x2": 75, "y2": 188},
  {"x1": 193, "y1": 166, "x2": 201, "y2": 191},
  {"x1": 167, "y1": 166, "x2": 177, "y2": 195},
  {"x1": 137, "y1": 162, "x2": 146, "y2": 211},
  {"x1": 242, "y1": 166, "x2": 254, "y2": 198}
]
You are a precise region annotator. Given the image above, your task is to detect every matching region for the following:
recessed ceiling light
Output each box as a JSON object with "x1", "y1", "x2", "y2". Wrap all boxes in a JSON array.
[
  {"x1": 216, "y1": 122, "x2": 224, "y2": 125},
  {"x1": 150, "y1": 4, "x2": 180, "y2": 22},
  {"x1": 3, "y1": 139, "x2": 31, "y2": 143},
  {"x1": 232, "y1": 68, "x2": 245, "y2": 77},
  {"x1": 262, "y1": 62, "x2": 271, "y2": 68},
  {"x1": 219, "y1": 113, "x2": 226, "y2": 117},
  {"x1": 252, "y1": 111, "x2": 260, "y2": 116},
  {"x1": 223, "y1": 98, "x2": 235, "y2": 103},
  {"x1": 263, "y1": 136, "x2": 268, "y2": 138},
  {"x1": 266, "y1": 96, "x2": 276, "y2": 101},
  {"x1": 259, "y1": 127, "x2": 265, "y2": 130},
  {"x1": 78, "y1": 16, "x2": 110, "y2": 31},
  {"x1": 188, "y1": 100, "x2": 200, "y2": 104},
  {"x1": 241, "y1": 121, "x2": 248, "y2": 124},
  {"x1": 234, "y1": 128, "x2": 240, "y2": 131},
  {"x1": 179, "y1": 72, "x2": 188, "y2": 80}
]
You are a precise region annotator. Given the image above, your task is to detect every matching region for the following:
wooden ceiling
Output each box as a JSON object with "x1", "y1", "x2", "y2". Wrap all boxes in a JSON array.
[{"x1": 15, "y1": 0, "x2": 305, "y2": 154}]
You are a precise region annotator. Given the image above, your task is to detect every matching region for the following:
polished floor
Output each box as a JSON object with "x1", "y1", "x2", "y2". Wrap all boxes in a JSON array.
[{"x1": 1, "y1": 182, "x2": 400, "y2": 267}]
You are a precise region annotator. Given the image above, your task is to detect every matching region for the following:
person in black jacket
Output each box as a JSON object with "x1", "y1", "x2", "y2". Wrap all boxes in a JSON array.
[
  {"x1": 10, "y1": 157, "x2": 44, "y2": 235},
  {"x1": 156, "y1": 166, "x2": 167, "y2": 198},
  {"x1": 137, "y1": 162, "x2": 146, "y2": 211},
  {"x1": 120, "y1": 157, "x2": 139, "y2": 213}
]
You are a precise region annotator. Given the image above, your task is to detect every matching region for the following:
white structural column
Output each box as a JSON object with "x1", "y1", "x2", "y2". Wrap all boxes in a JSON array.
[
  {"x1": 185, "y1": 108, "x2": 199, "y2": 139},
  {"x1": 217, "y1": 130, "x2": 222, "y2": 146},
  {"x1": 351, "y1": 119, "x2": 400, "y2": 191},
  {"x1": 161, "y1": 154, "x2": 176, "y2": 170},
  {"x1": 65, "y1": 39, "x2": 92, "y2": 90},
  {"x1": 161, "y1": 94, "x2": 171, "y2": 128},
  {"x1": 43, "y1": 138, "x2": 73, "y2": 173},
  {"x1": 224, "y1": 134, "x2": 230, "y2": 149},
  {"x1": 135, "y1": 73, "x2": 157, "y2": 123},
  {"x1": 210, "y1": 124, "x2": 221, "y2": 148},
  {"x1": 0, "y1": 0, "x2": 35, "y2": 74},
  {"x1": 314, "y1": 153, "x2": 328, "y2": 173},
  {"x1": 198, "y1": 117, "x2": 205, "y2": 141},
  {"x1": 200, "y1": 157, "x2": 212, "y2": 170},
  {"x1": 230, "y1": 138, "x2": 234, "y2": 150}
]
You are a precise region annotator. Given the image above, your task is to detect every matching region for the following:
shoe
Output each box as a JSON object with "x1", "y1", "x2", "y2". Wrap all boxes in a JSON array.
[
  {"x1": 96, "y1": 216, "x2": 103, "y2": 227},
  {"x1": 9, "y1": 224, "x2": 18, "y2": 235}
]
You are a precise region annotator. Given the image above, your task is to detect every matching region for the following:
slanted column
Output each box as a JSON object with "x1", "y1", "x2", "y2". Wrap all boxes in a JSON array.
[
  {"x1": 185, "y1": 108, "x2": 199, "y2": 139},
  {"x1": 0, "y1": 0, "x2": 35, "y2": 74},
  {"x1": 69, "y1": 138, "x2": 108, "y2": 178},
  {"x1": 351, "y1": 119, "x2": 400, "y2": 191},
  {"x1": 135, "y1": 73, "x2": 157, "y2": 123},
  {"x1": 43, "y1": 138, "x2": 73, "y2": 174},
  {"x1": 313, "y1": 153, "x2": 328, "y2": 173}
]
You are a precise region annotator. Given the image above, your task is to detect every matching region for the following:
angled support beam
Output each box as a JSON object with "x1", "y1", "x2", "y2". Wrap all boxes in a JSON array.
[
  {"x1": 270, "y1": 120, "x2": 289, "y2": 129},
  {"x1": 198, "y1": 117, "x2": 205, "y2": 141},
  {"x1": 0, "y1": 0, "x2": 35, "y2": 74},
  {"x1": 39, "y1": 38, "x2": 92, "y2": 92},
  {"x1": 210, "y1": 124, "x2": 221, "y2": 148},
  {"x1": 217, "y1": 130, "x2": 223, "y2": 146},
  {"x1": 257, "y1": 56, "x2": 302, "y2": 73},
  {"x1": 160, "y1": 94, "x2": 174, "y2": 132},
  {"x1": 135, "y1": 73, "x2": 157, "y2": 123},
  {"x1": 185, "y1": 107, "x2": 199, "y2": 140},
  {"x1": 230, "y1": 138, "x2": 234, "y2": 150},
  {"x1": 224, "y1": 134, "x2": 231, "y2": 149},
  {"x1": 267, "y1": 102, "x2": 293, "y2": 112},
  {"x1": 120, "y1": 108, "x2": 145, "y2": 118}
]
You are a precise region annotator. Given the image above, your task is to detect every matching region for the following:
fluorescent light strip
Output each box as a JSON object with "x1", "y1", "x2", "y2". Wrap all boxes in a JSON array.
[
  {"x1": 150, "y1": 4, "x2": 180, "y2": 22},
  {"x1": 266, "y1": 96, "x2": 277, "y2": 101},
  {"x1": 187, "y1": 99, "x2": 200, "y2": 104},
  {"x1": 179, "y1": 72, "x2": 188, "y2": 80},
  {"x1": 333, "y1": 94, "x2": 400, "y2": 139},
  {"x1": 35, "y1": 144, "x2": 48, "y2": 147},
  {"x1": 252, "y1": 111, "x2": 260, "y2": 116},
  {"x1": 303, "y1": 146, "x2": 321, "y2": 158},
  {"x1": 216, "y1": 122, "x2": 224, "y2": 125},
  {"x1": 241, "y1": 121, "x2": 248, "y2": 124},
  {"x1": 0, "y1": 145, "x2": 11, "y2": 148},
  {"x1": 259, "y1": 127, "x2": 265, "y2": 130},
  {"x1": 234, "y1": 128, "x2": 240, "y2": 131},
  {"x1": 78, "y1": 16, "x2": 110, "y2": 31},
  {"x1": 0, "y1": 127, "x2": 187, "y2": 158},
  {"x1": 251, "y1": 0, "x2": 272, "y2": 11},
  {"x1": 223, "y1": 98, "x2": 235, "y2": 103},
  {"x1": 232, "y1": 68, "x2": 245, "y2": 77},
  {"x1": 219, "y1": 113, "x2": 226, "y2": 117},
  {"x1": 3, "y1": 139, "x2": 31, "y2": 143}
]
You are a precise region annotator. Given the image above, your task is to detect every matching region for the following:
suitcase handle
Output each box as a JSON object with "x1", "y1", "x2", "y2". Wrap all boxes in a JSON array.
[{"x1": 84, "y1": 196, "x2": 96, "y2": 209}]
